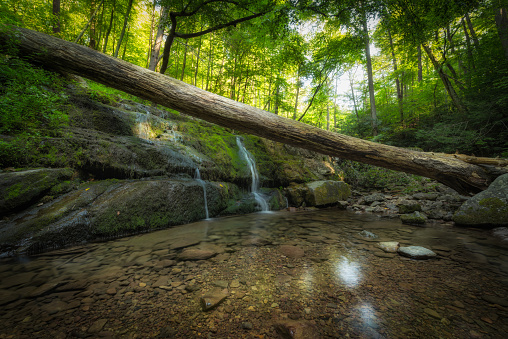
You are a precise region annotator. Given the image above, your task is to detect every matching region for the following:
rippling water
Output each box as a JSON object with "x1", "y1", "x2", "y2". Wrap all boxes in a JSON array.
[{"x1": 1, "y1": 209, "x2": 507, "y2": 338}]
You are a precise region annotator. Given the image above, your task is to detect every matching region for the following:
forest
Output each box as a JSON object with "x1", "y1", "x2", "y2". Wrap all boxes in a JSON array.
[{"x1": 1, "y1": 0, "x2": 508, "y2": 158}]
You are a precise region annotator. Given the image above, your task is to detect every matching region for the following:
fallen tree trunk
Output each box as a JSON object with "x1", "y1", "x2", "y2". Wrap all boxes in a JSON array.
[{"x1": 1, "y1": 25, "x2": 506, "y2": 195}]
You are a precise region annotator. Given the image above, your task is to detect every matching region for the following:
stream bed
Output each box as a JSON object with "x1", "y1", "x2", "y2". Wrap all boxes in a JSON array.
[{"x1": 1, "y1": 209, "x2": 507, "y2": 338}]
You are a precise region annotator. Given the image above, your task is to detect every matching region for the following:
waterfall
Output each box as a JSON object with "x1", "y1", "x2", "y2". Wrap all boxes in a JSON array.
[
  {"x1": 195, "y1": 168, "x2": 210, "y2": 219},
  {"x1": 236, "y1": 137, "x2": 270, "y2": 212}
]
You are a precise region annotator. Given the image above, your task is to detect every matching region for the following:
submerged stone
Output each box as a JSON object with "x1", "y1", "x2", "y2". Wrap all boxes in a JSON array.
[
  {"x1": 279, "y1": 245, "x2": 305, "y2": 258},
  {"x1": 359, "y1": 230, "x2": 378, "y2": 239},
  {"x1": 454, "y1": 174, "x2": 508, "y2": 226},
  {"x1": 398, "y1": 246, "x2": 437, "y2": 259},
  {"x1": 179, "y1": 248, "x2": 217, "y2": 260},
  {"x1": 201, "y1": 290, "x2": 228, "y2": 311}
]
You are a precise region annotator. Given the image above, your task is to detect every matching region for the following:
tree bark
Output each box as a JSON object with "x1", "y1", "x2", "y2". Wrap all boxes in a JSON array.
[
  {"x1": 148, "y1": 6, "x2": 169, "y2": 72},
  {"x1": 362, "y1": 16, "x2": 378, "y2": 136},
  {"x1": 387, "y1": 26, "x2": 403, "y2": 124},
  {"x1": 495, "y1": 7, "x2": 508, "y2": 60},
  {"x1": 52, "y1": 0, "x2": 61, "y2": 34},
  {"x1": 102, "y1": 1, "x2": 115, "y2": 54},
  {"x1": 114, "y1": 0, "x2": 133, "y2": 58},
  {"x1": 422, "y1": 43, "x2": 468, "y2": 115},
  {"x1": 2, "y1": 26, "x2": 505, "y2": 194}
]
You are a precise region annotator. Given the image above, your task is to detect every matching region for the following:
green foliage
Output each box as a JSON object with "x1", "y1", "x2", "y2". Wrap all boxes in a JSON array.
[
  {"x1": 0, "y1": 58, "x2": 68, "y2": 136},
  {"x1": 338, "y1": 159, "x2": 423, "y2": 191}
]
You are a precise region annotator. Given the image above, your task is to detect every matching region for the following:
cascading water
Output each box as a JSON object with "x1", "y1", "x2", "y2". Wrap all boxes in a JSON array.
[
  {"x1": 236, "y1": 137, "x2": 270, "y2": 212},
  {"x1": 195, "y1": 168, "x2": 210, "y2": 219}
]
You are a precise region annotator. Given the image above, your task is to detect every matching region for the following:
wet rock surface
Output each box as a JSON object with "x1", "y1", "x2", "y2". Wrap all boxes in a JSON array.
[
  {"x1": 1, "y1": 209, "x2": 507, "y2": 338},
  {"x1": 454, "y1": 173, "x2": 508, "y2": 226}
]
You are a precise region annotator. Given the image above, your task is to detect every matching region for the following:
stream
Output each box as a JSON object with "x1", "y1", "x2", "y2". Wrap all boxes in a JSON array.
[{"x1": 0, "y1": 209, "x2": 507, "y2": 338}]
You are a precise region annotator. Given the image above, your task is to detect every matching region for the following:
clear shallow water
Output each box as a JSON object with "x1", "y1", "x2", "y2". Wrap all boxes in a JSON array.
[{"x1": 0, "y1": 209, "x2": 507, "y2": 338}]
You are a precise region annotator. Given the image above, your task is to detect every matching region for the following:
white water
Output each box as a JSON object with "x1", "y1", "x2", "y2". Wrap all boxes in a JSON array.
[
  {"x1": 195, "y1": 168, "x2": 209, "y2": 219},
  {"x1": 236, "y1": 137, "x2": 270, "y2": 212}
]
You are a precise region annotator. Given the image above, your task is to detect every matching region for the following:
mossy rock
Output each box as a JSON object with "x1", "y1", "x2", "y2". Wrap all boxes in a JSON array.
[
  {"x1": 453, "y1": 174, "x2": 508, "y2": 226},
  {"x1": 400, "y1": 211, "x2": 427, "y2": 225},
  {"x1": 286, "y1": 180, "x2": 351, "y2": 207},
  {"x1": 0, "y1": 168, "x2": 74, "y2": 216},
  {"x1": 0, "y1": 178, "x2": 238, "y2": 256}
]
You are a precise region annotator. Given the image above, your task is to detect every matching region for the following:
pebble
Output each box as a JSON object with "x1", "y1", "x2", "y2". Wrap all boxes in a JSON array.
[{"x1": 398, "y1": 246, "x2": 437, "y2": 259}]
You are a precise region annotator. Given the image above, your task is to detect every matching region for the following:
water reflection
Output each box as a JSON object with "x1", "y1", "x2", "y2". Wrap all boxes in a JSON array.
[
  {"x1": 333, "y1": 256, "x2": 362, "y2": 288},
  {"x1": 1, "y1": 209, "x2": 508, "y2": 338}
]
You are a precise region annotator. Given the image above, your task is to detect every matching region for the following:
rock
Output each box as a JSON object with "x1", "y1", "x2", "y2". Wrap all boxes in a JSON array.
[
  {"x1": 413, "y1": 193, "x2": 439, "y2": 201},
  {"x1": 0, "y1": 290, "x2": 20, "y2": 305},
  {"x1": 0, "y1": 168, "x2": 74, "y2": 216},
  {"x1": 363, "y1": 193, "x2": 385, "y2": 204},
  {"x1": 358, "y1": 230, "x2": 377, "y2": 239},
  {"x1": 398, "y1": 246, "x2": 437, "y2": 259},
  {"x1": 424, "y1": 308, "x2": 441, "y2": 319},
  {"x1": 273, "y1": 321, "x2": 318, "y2": 339},
  {"x1": 286, "y1": 180, "x2": 351, "y2": 207},
  {"x1": 169, "y1": 238, "x2": 201, "y2": 250},
  {"x1": 305, "y1": 180, "x2": 351, "y2": 206},
  {"x1": 88, "y1": 319, "x2": 108, "y2": 333},
  {"x1": 482, "y1": 295, "x2": 508, "y2": 307},
  {"x1": 378, "y1": 241, "x2": 400, "y2": 253},
  {"x1": 241, "y1": 322, "x2": 253, "y2": 330},
  {"x1": 492, "y1": 228, "x2": 508, "y2": 242},
  {"x1": 400, "y1": 211, "x2": 427, "y2": 225},
  {"x1": 201, "y1": 289, "x2": 228, "y2": 311},
  {"x1": 153, "y1": 276, "x2": 170, "y2": 287},
  {"x1": 0, "y1": 272, "x2": 36, "y2": 288},
  {"x1": 397, "y1": 200, "x2": 422, "y2": 214},
  {"x1": 179, "y1": 248, "x2": 217, "y2": 260},
  {"x1": 212, "y1": 280, "x2": 229, "y2": 288},
  {"x1": 279, "y1": 245, "x2": 305, "y2": 258},
  {"x1": 454, "y1": 173, "x2": 508, "y2": 226},
  {"x1": 241, "y1": 237, "x2": 271, "y2": 246},
  {"x1": 41, "y1": 300, "x2": 70, "y2": 315}
]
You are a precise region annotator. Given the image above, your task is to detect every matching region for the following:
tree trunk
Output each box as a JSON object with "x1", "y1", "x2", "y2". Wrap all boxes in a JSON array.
[
  {"x1": 417, "y1": 45, "x2": 423, "y2": 82},
  {"x1": 465, "y1": 12, "x2": 480, "y2": 49},
  {"x1": 387, "y1": 27, "x2": 403, "y2": 124},
  {"x1": 293, "y1": 64, "x2": 301, "y2": 120},
  {"x1": 102, "y1": 1, "x2": 115, "y2": 54},
  {"x1": 180, "y1": 42, "x2": 188, "y2": 81},
  {"x1": 52, "y1": 0, "x2": 61, "y2": 34},
  {"x1": 495, "y1": 6, "x2": 508, "y2": 60},
  {"x1": 89, "y1": 0, "x2": 97, "y2": 49},
  {"x1": 422, "y1": 43, "x2": 468, "y2": 115},
  {"x1": 2, "y1": 26, "x2": 504, "y2": 194},
  {"x1": 148, "y1": 6, "x2": 169, "y2": 72},
  {"x1": 362, "y1": 17, "x2": 378, "y2": 136},
  {"x1": 114, "y1": 0, "x2": 133, "y2": 58}
]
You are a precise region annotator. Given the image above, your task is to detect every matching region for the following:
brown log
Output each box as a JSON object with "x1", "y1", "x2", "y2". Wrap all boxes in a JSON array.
[{"x1": 1, "y1": 25, "x2": 506, "y2": 195}]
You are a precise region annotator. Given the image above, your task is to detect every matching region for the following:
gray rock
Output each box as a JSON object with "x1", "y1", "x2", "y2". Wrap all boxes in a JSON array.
[
  {"x1": 398, "y1": 246, "x2": 437, "y2": 259},
  {"x1": 364, "y1": 193, "x2": 386, "y2": 204},
  {"x1": 359, "y1": 230, "x2": 378, "y2": 239},
  {"x1": 492, "y1": 227, "x2": 508, "y2": 242},
  {"x1": 400, "y1": 211, "x2": 427, "y2": 225},
  {"x1": 454, "y1": 174, "x2": 508, "y2": 226},
  {"x1": 378, "y1": 241, "x2": 400, "y2": 253},
  {"x1": 241, "y1": 322, "x2": 253, "y2": 330}
]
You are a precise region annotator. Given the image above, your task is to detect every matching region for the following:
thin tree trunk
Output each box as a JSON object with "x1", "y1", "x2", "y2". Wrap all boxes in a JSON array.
[
  {"x1": 194, "y1": 35, "x2": 202, "y2": 86},
  {"x1": 121, "y1": 27, "x2": 130, "y2": 60},
  {"x1": 148, "y1": 6, "x2": 169, "y2": 71},
  {"x1": 75, "y1": 0, "x2": 105, "y2": 44},
  {"x1": 206, "y1": 34, "x2": 214, "y2": 91},
  {"x1": 422, "y1": 43, "x2": 468, "y2": 115},
  {"x1": 180, "y1": 42, "x2": 188, "y2": 81},
  {"x1": 326, "y1": 105, "x2": 330, "y2": 131},
  {"x1": 387, "y1": 26, "x2": 403, "y2": 124},
  {"x1": 348, "y1": 69, "x2": 360, "y2": 122},
  {"x1": 417, "y1": 45, "x2": 423, "y2": 82},
  {"x1": 465, "y1": 12, "x2": 480, "y2": 49},
  {"x1": 52, "y1": 0, "x2": 61, "y2": 34},
  {"x1": 114, "y1": 0, "x2": 133, "y2": 58},
  {"x1": 102, "y1": 0, "x2": 115, "y2": 54},
  {"x1": 362, "y1": 16, "x2": 378, "y2": 135},
  {"x1": 293, "y1": 64, "x2": 301, "y2": 120},
  {"x1": 495, "y1": 6, "x2": 508, "y2": 60},
  {"x1": 89, "y1": 0, "x2": 97, "y2": 49},
  {"x1": 4, "y1": 26, "x2": 504, "y2": 194}
]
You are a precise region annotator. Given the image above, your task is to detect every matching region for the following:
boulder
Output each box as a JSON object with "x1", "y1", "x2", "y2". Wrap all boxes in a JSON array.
[
  {"x1": 286, "y1": 180, "x2": 350, "y2": 207},
  {"x1": 400, "y1": 211, "x2": 427, "y2": 225},
  {"x1": 398, "y1": 246, "x2": 436, "y2": 259},
  {"x1": 0, "y1": 178, "x2": 234, "y2": 256},
  {"x1": 0, "y1": 168, "x2": 74, "y2": 216},
  {"x1": 453, "y1": 174, "x2": 508, "y2": 226}
]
